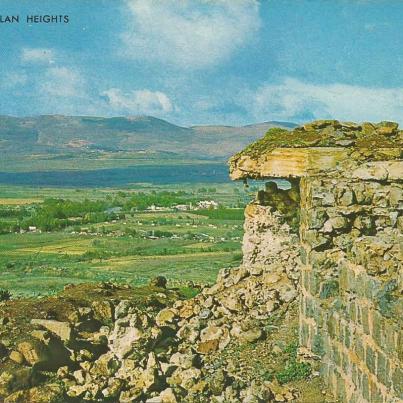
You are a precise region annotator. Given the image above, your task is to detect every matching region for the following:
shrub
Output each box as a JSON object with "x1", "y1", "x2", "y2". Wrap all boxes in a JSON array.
[
  {"x1": 276, "y1": 341, "x2": 311, "y2": 384},
  {"x1": 276, "y1": 360, "x2": 311, "y2": 384},
  {"x1": 0, "y1": 289, "x2": 12, "y2": 301}
]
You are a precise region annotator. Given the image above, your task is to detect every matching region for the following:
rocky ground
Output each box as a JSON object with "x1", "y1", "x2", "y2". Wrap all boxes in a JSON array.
[{"x1": 0, "y1": 266, "x2": 335, "y2": 402}]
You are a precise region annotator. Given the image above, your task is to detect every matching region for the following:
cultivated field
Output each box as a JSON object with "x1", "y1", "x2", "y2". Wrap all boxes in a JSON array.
[{"x1": 0, "y1": 183, "x2": 256, "y2": 297}]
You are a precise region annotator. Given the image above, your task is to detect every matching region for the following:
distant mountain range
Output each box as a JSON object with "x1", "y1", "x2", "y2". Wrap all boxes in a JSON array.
[{"x1": 0, "y1": 115, "x2": 296, "y2": 159}]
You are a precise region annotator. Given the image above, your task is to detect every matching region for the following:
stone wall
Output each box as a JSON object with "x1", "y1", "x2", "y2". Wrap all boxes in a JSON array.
[
  {"x1": 299, "y1": 173, "x2": 402, "y2": 402},
  {"x1": 230, "y1": 120, "x2": 402, "y2": 402}
]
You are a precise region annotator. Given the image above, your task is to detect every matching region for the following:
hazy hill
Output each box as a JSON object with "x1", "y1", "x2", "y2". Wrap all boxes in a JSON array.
[{"x1": 0, "y1": 115, "x2": 296, "y2": 159}]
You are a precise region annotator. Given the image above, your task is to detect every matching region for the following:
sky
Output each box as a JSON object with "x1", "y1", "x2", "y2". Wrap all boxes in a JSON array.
[{"x1": 0, "y1": 0, "x2": 403, "y2": 126}]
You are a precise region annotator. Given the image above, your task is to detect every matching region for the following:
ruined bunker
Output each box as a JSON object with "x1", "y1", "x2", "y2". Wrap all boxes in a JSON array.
[{"x1": 229, "y1": 120, "x2": 402, "y2": 402}]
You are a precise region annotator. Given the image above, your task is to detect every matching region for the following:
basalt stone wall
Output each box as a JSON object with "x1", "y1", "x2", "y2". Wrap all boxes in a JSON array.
[
  {"x1": 229, "y1": 119, "x2": 402, "y2": 402},
  {"x1": 299, "y1": 171, "x2": 402, "y2": 402}
]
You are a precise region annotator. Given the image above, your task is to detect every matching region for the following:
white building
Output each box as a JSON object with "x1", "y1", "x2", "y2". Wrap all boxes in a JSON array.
[{"x1": 197, "y1": 200, "x2": 219, "y2": 210}]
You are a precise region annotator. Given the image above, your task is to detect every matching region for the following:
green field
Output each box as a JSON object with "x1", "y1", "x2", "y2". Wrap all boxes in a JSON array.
[{"x1": 0, "y1": 183, "x2": 256, "y2": 297}]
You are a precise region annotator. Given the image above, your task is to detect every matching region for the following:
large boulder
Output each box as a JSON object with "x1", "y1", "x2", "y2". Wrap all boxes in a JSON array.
[{"x1": 30, "y1": 319, "x2": 72, "y2": 342}]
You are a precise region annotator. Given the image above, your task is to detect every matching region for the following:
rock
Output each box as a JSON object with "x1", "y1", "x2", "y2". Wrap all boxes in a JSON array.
[
  {"x1": 114, "y1": 300, "x2": 131, "y2": 319},
  {"x1": 83, "y1": 382, "x2": 102, "y2": 400},
  {"x1": 352, "y1": 163, "x2": 389, "y2": 181},
  {"x1": 209, "y1": 369, "x2": 229, "y2": 396},
  {"x1": 179, "y1": 367, "x2": 201, "y2": 389},
  {"x1": 17, "y1": 340, "x2": 49, "y2": 367},
  {"x1": 199, "y1": 308, "x2": 211, "y2": 319},
  {"x1": 73, "y1": 369, "x2": 86, "y2": 385},
  {"x1": 4, "y1": 383, "x2": 64, "y2": 403},
  {"x1": 176, "y1": 324, "x2": 199, "y2": 344},
  {"x1": 219, "y1": 294, "x2": 242, "y2": 312},
  {"x1": 265, "y1": 300, "x2": 278, "y2": 313},
  {"x1": 146, "y1": 352, "x2": 159, "y2": 372},
  {"x1": 218, "y1": 327, "x2": 231, "y2": 350},
  {"x1": 279, "y1": 286, "x2": 298, "y2": 303},
  {"x1": 56, "y1": 366, "x2": 69, "y2": 379},
  {"x1": 31, "y1": 319, "x2": 72, "y2": 342},
  {"x1": 159, "y1": 388, "x2": 177, "y2": 403},
  {"x1": 145, "y1": 397, "x2": 163, "y2": 403},
  {"x1": 231, "y1": 266, "x2": 249, "y2": 285},
  {"x1": 31, "y1": 330, "x2": 50, "y2": 343},
  {"x1": 376, "y1": 122, "x2": 398, "y2": 136},
  {"x1": 120, "y1": 388, "x2": 143, "y2": 402},
  {"x1": 90, "y1": 352, "x2": 120, "y2": 377},
  {"x1": 262, "y1": 273, "x2": 281, "y2": 286},
  {"x1": 178, "y1": 304, "x2": 194, "y2": 319},
  {"x1": 92, "y1": 300, "x2": 114, "y2": 322},
  {"x1": 155, "y1": 308, "x2": 176, "y2": 326},
  {"x1": 249, "y1": 266, "x2": 263, "y2": 276},
  {"x1": 196, "y1": 339, "x2": 220, "y2": 354},
  {"x1": 238, "y1": 328, "x2": 263, "y2": 344},
  {"x1": 200, "y1": 324, "x2": 220, "y2": 340},
  {"x1": 265, "y1": 381, "x2": 296, "y2": 402},
  {"x1": 102, "y1": 378, "x2": 125, "y2": 398},
  {"x1": 322, "y1": 216, "x2": 349, "y2": 233},
  {"x1": 169, "y1": 352, "x2": 196, "y2": 369},
  {"x1": 137, "y1": 367, "x2": 163, "y2": 392},
  {"x1": 66, "y1": 384, "x2": 87, "y2": 398},
  {"x1": 109, "y1": 325, "x2": 144, "y2": 359},
  {"x1": 9, "y1": 350, "x2": 24, "y2": 364}
]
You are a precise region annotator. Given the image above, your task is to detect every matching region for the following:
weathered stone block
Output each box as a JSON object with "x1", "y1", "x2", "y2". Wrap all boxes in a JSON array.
[
  {"x1": 300, "y1": 321, "x2": 309, "y2": 347},
  {"x1": 307, "y1": 208, "x2": 328, "y2": 229},
  {"x1": 312, "y1": 332, "x2": 325, "y2": 357},
  {"x1": 341, "y1": 350, "x2": 350, "y2": 374},
  {"x1": 366, "y1": 345, "x2": 376, "y2": 375},
  {"x1": 355, "y1": 337, "x2": 365, "y2": 362},
  {"x1": 376, "y1": 351, "x2": 391, "y2": 388},
  {"x1": 303, "y1": 230, "x2": 330, "y2": 250},
  {"x1": 383, "y1": 322, "x2": 398, "y2": 357},
  {"x1": 389, "y1": 186, "x2": 403, "y2": 207},
  {"x1": 343, "y1": 323, "x2": 351, "y2": 349},
  {"x1": 371, "y1": 310, "x2": 384, "y2": 347},
  {"x1": 392, "y1": 367, "x2": 403, "y2": 398},
  {"x1": 332, "y1": 344, "x2": 341, "y2": 367},
  {"x1": 319, "y1": 279, "x2": 339, "y2": 299},
  {"x1": 362, "y1": 373, "x2": 370, "y2": 401},
  {"x1": 361, "y1": 306, "x2": 370, "y2": 335},
  {"x1": 336, "y1": 372, "x2": 347, "y2": 401},
  {"x1": 370, "y1": 382, "x2": 384, "y2": 403}
]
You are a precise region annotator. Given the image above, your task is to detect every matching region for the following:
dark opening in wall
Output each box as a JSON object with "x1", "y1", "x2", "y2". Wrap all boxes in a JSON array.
[{"x1": 253, "y1": 178, "x2": 300, "y2": 233}]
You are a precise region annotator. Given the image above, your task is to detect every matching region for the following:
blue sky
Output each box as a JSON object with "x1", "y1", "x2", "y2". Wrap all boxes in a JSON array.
[{"x1": 1, "y1": 0, "x2": 403, "y2": 126}]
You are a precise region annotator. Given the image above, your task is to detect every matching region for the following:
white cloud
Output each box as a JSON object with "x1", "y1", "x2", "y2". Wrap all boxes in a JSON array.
[
  {"x1": 102, "y1": 88, "x2": 173, "y2": 114},
  {"x1": 40, "y1": 67, "x2": 86, "y2": 98},
  {"x1": 1, "y1": 72, "x2": 28, "y2": 88},
  {"x1": 249, "y1": 78, "x2": 403, "y2": 124},
  {"x1": 21, "y1": 48, "x2": 55, "y2": 64},
  {"x1": 121, "y1": 0, "x2": 260, "y2": 69},
  {"x1": 34, "y1": 66, "x2": 99, "y2": 115}
]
